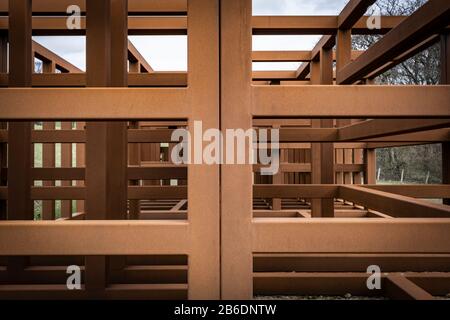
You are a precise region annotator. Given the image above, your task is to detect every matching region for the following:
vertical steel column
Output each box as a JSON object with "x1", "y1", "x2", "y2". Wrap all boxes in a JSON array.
[
  {"x1": 60, "y1": 121, "x2": 73, "y2": 218},
  {"x1": 441, "y1": 33, "x2": 449, "y2": 205},
  {"x1": 41, "y1": 55, "x2": 56, "y2": 220},
  {"x1": 7, "y1": 0, "x2": 32, "y2": 280},
  {"x1": 108, "y1": 0, "x2": 128, "y2": 279},
  {"x1": 0, "y1": 34, "x2": 7, "y2": 220},
  {"x1": 85, "y1": 0, "x2": 128, "y2": 295},
  {"x1": 320, "y1": 47, "x2": 335, "y2": 217},
  {"x1": 187, "y1": 0, "x2": 220, "y2": 299},
  {"x1": 76, "y1": 122, "x2": 85, "y2": 214},
  {"x1": 311, "y1": 48, "x2": 334, "y2": 217},
  {"x1": 336, "y1": 28, "x2": 353, "y2": 188},
  {"x1": 221, "y1": 0, "x2": 253, "y2": 299},
  {"x1": 128, "y1": 121, "x2": 141, "y2": 219},
  {"x1": 364, "y1": 148, "x2": 376, "y2": 184},
  {"x1": 42, "y1": 122, "x2": 55, "y2": 220}
]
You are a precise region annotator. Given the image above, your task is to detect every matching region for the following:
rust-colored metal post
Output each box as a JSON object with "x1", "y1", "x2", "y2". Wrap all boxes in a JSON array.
[
  {"x1": 85, "y1": 0, "x2": 128, "y2": 295},
  {"x1": 364, "y1": 148, "x2": 376, "y2": 184},
  {"x1": 272, "y1": 124, "x2": 282, "y2": 211},
  {"x1": 311, "y1": 48, "x2": 334, "y2": 217},
  {"x1": 187, "y1": 0, "x2": 220, "y2": 299},
  {"x1": 60, "y1": 121, "x2": 73, "y2": 218},
  {"x1": 441, "y1": 33, "x2": 449, "y2": 205},
  {"x1": 75, "y1": 122, "x2": 85, "y2": 214},
  {"x1": 0, "y1": 34, "x2": 7, "y2": 220},
  {"x1": 7, "y1": 0, "x2": 32, "y2": 281},
  {"x1": 221, "y1": 0, "x2": 253, "y2": 299},
  {"x1": 128, "y1": 121, "x2": 141, "y2": 219},
  {"x1": 336, "y1": 29, "x2": 352, "y2": 73},
  {"x1": 7, "y1": 0, "x2": 32, "y2": 219},
  {"x1": 42, "y1": 122, "x2": 55, "y2": 220}
]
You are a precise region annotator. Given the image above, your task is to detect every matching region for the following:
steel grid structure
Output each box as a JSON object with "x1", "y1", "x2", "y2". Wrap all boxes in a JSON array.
[{"x1": 0, "y1": 0, "x2": 449, "y2": 300}]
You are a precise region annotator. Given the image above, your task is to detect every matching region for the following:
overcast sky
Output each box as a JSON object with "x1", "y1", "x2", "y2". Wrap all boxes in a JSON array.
[{"x1": 34, "y1": 0, "x2": 350, "y2": 72}]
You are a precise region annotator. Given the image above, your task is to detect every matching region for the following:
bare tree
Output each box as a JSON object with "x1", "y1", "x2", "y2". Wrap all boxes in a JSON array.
[{"x1": 353, "y1": 0, "x2": 442, "y2": 183}]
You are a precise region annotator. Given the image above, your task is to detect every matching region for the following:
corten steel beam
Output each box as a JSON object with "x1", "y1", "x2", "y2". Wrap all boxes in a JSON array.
[
  {"x1": 253, "y1": 51, "x2": 311, "y2": 62},
  {"x1": 0, "y1": 128, "x2": 175, "y2": 143},
  {"x1": 7, "y1": 0, "x2": 32, "y2": 218},
  {"x1": 363, "y1": 184, "x2": 450, "y2": 199},
  {"x1": 312, "y1": 35, "x2": 335, "y2": 62},
  {"x1": 128, "y1": 121, "x2": 141, "y2": 219},
  {"x1": 253, "y1": 272, "x2": 441, "y2": 299},
  {"x1": 319, "y1": 49, "x2": 334, "y2": 217},
  {"x1": 339, "y1": 185, "x2": 450, "y2": 218},
  {"x1": 251, "y1": 85, "x2": 450, "y2": 118},
  {"x1": 32, "y1": 40, "x2": 82, "y2": 73},
  {"x1": 338, "y1": 1, "x2": 450, "y2": 84},
  {"x1": 0, "y1": 35, "x2": 6, "y2": 220},
  {"x1": 0, "y1": 221, "x2": 189, "y2": 255},
  {"x1": 128, "y1": 186, "x2": 186, "y2": 200},
  {"x1": 41, "y1": 122, "x2": 55, "y2": 220},
  {"x1": 128, "y1": 40, "x2": 153, "y2": 73},
  {"x1": 185, "y1": 0, "x2": 220, "y2": 299},
  {"x1": 385, "y1": 274, "x2": 434, "y2": 300},
  {"x1": 0, "y1": 16, "x2": 188, "y2": 36},
  {"x1": 0, "y1": 15, "x2": 427, "y2": 36},
  {"x1": 271, "y1": 125, "x2": 282, "y2": 211},
  {"x1": 295, "y1": 35, "x2": 335, "y2": 80},
  {"x1": 0, "y1": 0, "x2": 188, "y2": 15},
  {"x1": 252, "y1": 218, "x2": 450, "y2": 253},
  {"x1": 252, "y1": 15, "x2": 412, "y2": 35},
  {"x1": 406, "y1": 272, "x2": 450, "y2": 296},
  {"x1": 365, "y1": 35, "x2": 440, "y2": 80},
  {"x1": 221, "y1": 0, "x2": 253, "y2": 299},
  {"x1": 253, "y1": 185, "x2": 338, "y2": 199},
  {"x1": 75, "y1": 121, "x2": 85, "y2": 214},
  {"x1": 338, "y1": 0, "x2": 377, "y2": 29},
  {"x1": 0, "y1": 284, "x2": 188, "y2": 300},
  {"x1": 6, "y1": 124, "x2": 447, "y2": 143},
  {"x1": 0, "y1": 72, "x2": 188, "y2": 87},
  {"x1": 84, "y1": 0, "x2": 109, "y2": 295},
  {"x1": 0, "y1": 88, "x2": 189, "y2": 119},
  {"x1": 338, "y1": 119, "x2": 450, "y2": 141},
  {"x1": 6, "y1": 0, "x2": 32, "y2": 285},
  {"x1": 253, "y1": 253, "x2": 450, "y2": 273},
  {"x1": 0, "y1": 185, "x2": 187, "y2": 200},
  {"x1": 309, "y1": 47, "x2": 334, "y2": 217},
  {"x1": 295, "y1": 62, "x2": 310, "y2": 80},
  {"x1": 254, "y1": 272, "x2": 379, "y2": 297},
  {"x1": 84, "y1": 0, "x2": 128, "y2": 296},
  {"x1": 0, "y1": 34, "x2": 7, "y2": 72},
  {"x1": 1, "y1": 166, "x2": 187, "y2": 181},
  {"x1": 336, "y1": 29, "x2": 352, "y2": 73},
  {"x1": 362, "y1": 128, "x2": 450, "y2": 144},
  {"x1": 441, "y1": 33, "x2": 450, "y2": 205},
  {"x1": 60, "y1": 122, "x2": 73, "y2": 219},
  {"x1": 252, "y1": 50, "x2": 362, "y2": 63}
]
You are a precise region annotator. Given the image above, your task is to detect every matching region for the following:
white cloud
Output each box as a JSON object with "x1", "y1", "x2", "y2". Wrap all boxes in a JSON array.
[
  {"x1": 253, "y1": 0, "x2": 350, "y2": 15},
  {"x1": 129, "y1": 36, "x2": 187, "y2": 71}
]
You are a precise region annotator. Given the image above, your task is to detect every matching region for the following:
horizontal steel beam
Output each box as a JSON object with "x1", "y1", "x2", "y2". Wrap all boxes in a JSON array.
[
  {"x1": 251, "y1": 85, "x2": 450, "y2": 118},
  {"x1": 339, "y1": 185, "x2": 450, "y2": 218},
  {"x1": 252, "y1": 218, "x2": 450, "y2": 253},
  {"x1": 0, "y1": 220, "x2": 189, "y2": 255},
  {"x1": 0, "y1": 0, "x2": 188, "y2": 15},
  {"x1": 0, "y1": 16, "x2": 422, "y2": 36},
  {"x1": 0, "y1": 88, "x2": 190, "y2": 120},
  {"x1": 338, "y1": 1, "x2": 450, "y2": 84}
]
